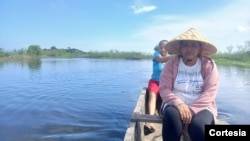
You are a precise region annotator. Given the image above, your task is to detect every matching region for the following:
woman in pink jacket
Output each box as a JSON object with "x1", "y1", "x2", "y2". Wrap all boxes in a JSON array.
[{"x1": 159, "y1": 28, "x2": 219, "y2": 141}]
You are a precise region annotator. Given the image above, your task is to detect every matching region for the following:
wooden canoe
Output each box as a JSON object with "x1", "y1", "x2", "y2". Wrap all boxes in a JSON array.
[{"x1": 123, "y1": 87, "x2": 228, "y2": 141}]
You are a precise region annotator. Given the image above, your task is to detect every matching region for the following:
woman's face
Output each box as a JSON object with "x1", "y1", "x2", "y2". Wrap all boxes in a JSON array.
[
  {"x1": 159, "y1": 41, "x2": 168, "y2": 56},
  {"x1": 180, "y1": 40, "x2": 201, "y2": 62}
]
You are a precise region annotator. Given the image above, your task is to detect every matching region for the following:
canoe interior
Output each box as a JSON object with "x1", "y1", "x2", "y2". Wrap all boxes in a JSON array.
[{"x1": 123, "y1": 87, "x2": 228, "y2": 141}]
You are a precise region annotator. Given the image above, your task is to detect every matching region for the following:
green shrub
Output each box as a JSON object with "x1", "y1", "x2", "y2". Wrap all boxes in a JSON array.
[{"x1": 27, "y1": 45, "x2": 42, "y2": 56}]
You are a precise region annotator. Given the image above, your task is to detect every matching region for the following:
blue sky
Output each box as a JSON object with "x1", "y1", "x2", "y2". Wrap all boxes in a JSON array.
[{"x1": 1, "y1": 0, "x2": 250, "y2": 54}]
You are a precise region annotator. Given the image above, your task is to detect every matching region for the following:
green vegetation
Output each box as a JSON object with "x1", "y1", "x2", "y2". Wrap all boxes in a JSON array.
[
  {"x1": 211, "y1": 41, "x2": 250, "y2": 67},
  {"x1": 0, "y1": 47, "x2": 35, "y2": 62},
  {"x1": 86, "y1": 50, "x2": 151, "y2": 59},
  {"x1": 1, "y1": 41, "x2": 250, "y2": 67},
  {"x1": 212, "y1": 52, "x2": 250, "y2": 67},
  {"x1": 0, "y1": 46, "x2": 151, "y2": 62},
  {"x1": 27, "y1": 45, "x2": 42, "y2": 57},
  {"x1": 42, "y1": 46, "x2": 87, "y2": 58}
]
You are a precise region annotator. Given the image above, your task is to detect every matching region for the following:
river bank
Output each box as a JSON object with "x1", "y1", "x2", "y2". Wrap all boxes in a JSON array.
[{"x1": 1, "y1": 50, "x2": 250, "y2": 67}]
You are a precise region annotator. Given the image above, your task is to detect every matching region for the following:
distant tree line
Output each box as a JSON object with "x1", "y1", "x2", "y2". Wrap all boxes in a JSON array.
[
  {"x1": 0, "y1": 45, "x2": 87, "y2": 58},
  {"x1": 0, "y1": 45, "x2": 151, "y2": 59},
  {"x1": 213, "y1": 41, "x2": 250, "y2": 62},
  {"x1": 42, "y1": 46, "x2": 87, "y2": 58},
  {"x1": 0, "y1": 41, "x2": 250, "y2": 66},
  {"x1": 86, "y1": 49, "x2": 151, "y2": 59}
]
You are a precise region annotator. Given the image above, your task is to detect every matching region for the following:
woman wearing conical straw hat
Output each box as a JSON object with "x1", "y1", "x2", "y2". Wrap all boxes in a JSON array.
[{"x1": 159, "y1": 28, "x2": 219, "y2": 141}]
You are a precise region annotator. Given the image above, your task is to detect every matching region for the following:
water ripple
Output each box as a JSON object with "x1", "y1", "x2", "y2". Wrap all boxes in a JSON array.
[{"x1": 1, "y1": 59, "x2": 249, "y2": 141}]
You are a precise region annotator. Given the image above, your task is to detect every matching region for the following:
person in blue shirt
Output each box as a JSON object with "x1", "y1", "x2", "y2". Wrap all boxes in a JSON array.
[{"x1": 144, "y1": 40, "x2": 173, "y2": 135}]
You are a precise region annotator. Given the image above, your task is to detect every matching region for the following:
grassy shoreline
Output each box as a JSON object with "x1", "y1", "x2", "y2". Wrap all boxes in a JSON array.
[
  {"x1": 0, "y1": 52, "x2": 250, "y2": 68},
  {"x1": 214, "y1": 58, "x2": 250, "y2": 67}
]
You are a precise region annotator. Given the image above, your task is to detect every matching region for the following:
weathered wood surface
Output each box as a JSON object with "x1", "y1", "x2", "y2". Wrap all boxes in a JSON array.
[
  {"x1": 124, "y1": 88, "x2": 146, "y2": 141},
  {"x1": 123, "y1": 87, "x2": 229, "y2": 141},
  {"x1": 131, "y1": 113, "x2": 229, "y2": 125}
]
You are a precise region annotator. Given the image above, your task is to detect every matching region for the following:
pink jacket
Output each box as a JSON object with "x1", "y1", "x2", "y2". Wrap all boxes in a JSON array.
[{"x1": 159, "y1": 56, "x2": 219, "y2": 120}]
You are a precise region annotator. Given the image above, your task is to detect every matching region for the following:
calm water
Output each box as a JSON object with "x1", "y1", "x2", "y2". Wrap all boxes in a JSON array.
[{"x1": 0, "y1": 58, "x2": 250, "y2": 141}]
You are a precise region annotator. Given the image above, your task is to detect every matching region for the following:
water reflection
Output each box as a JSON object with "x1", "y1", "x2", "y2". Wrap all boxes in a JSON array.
[
  {"x1": 0, "y1": 62, "x2": 3, "y2": 69},
  {"x1": 27, "y1": 58, "x2": 41, "y2": 70},
  {"x1": 0, "y1": 58, "x2": 42, "y2": 71},
  {"x1": 217, "y1": 66, "x2": 250, "y2": 124}
]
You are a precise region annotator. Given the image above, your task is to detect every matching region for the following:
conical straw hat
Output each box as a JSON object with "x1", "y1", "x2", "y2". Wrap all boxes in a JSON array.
[{"x1": 165, "y1": 28, "x2": 217, "y2": 56}]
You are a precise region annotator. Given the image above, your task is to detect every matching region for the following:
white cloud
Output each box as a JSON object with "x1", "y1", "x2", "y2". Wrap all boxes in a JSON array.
[
  {"x1": 237, "y1": 26, "x2": 250, "y2": 32},
  {"x1": 130, "y1": 0, "x2": 157, "y2": 14},
  {"x1": 130, "y1": 5, "x2": 157, "y2": 14},
  {"x1": 133, "y1": 0, "x2": 250, "y2": 53}
]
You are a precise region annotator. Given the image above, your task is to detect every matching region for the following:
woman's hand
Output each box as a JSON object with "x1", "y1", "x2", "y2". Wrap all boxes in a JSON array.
[{"x1": 176, "y1": 103, "x2": 192, "y2": 124}]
